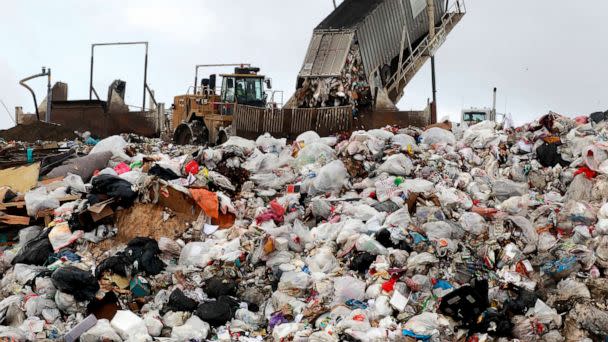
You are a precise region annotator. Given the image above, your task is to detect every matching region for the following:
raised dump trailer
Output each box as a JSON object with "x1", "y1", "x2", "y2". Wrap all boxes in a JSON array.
[
  {"x1": 290, "y1": 0, "x2": 465, "y2": 109},
  {"x1": 234, "y1": 0, "x2": 465, "y2": 139}
]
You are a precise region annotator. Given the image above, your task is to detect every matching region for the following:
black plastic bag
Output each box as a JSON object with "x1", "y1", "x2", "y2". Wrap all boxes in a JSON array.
[
  {"x1": 89, "y1": 174, "x2": 137, "y2": 207},
  {"x1": 95, "y1": 254, "x2": 132, "y2": 279},
  {"x1": 125, "y1": 237, "x2": 165, "y2": 276},
  {"x1": 589, "y1": 111, "x2": 608, "y2": 124},
  {"x1": 375, "y1": 229, "x2": 411, "y2": 251},
  {"x1": 536, "y1": 143, "x2": 568, "y2": 168},
  {"x1": 195, "y1": 296, "x2": 239, "y2": 327},
  {"x1": 51, "y1": 266, "x2": 100, "y2": 301},
  {"x1": 204, "y1": 277, "x2": 237, "y2": 299},
  {"x1": 12, "y1": 229, "x2": 53, "y2": 266},
  {"x1": 95, "y1": 238, "x2": 164, "y2": 279},
  {"x1": 349, "y1": 252, "x2": 376, "y2": 274},
  {"x1": 469, "y1": 308, "x2": 513, "y2": 337},
  {"x1": 148, "y1": 165, "x2": 180, "y2": 181},
  {"x1": 164, "y1": 288, "x2": 199, "y2": 313},
  {"x1": 502, "y1": 286, "x2": 537, "y2": 317},
  {"x1": 439, "y1": 278, "x2": 489, "y2": 326}
]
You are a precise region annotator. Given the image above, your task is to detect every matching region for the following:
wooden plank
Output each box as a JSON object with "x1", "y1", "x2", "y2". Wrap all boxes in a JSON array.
[
  {"x1": 0, "y1": 201, "x2": 25, "y2": 210},
  {"x1": 0, "y1": 214, "x2": 30, "y2": 225}
]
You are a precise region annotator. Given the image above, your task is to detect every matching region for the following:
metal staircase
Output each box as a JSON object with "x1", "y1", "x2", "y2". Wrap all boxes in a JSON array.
[{"x1": 385, "y1": 0, "x2": 466, "y2": 104}]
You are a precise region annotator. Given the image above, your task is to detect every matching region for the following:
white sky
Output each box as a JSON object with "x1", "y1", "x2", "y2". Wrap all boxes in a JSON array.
[{"x1": 1, "y1": 0, "x2": 607, "y2": 129}]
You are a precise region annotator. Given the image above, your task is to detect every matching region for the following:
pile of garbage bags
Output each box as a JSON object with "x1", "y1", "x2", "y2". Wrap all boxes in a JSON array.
[{"x1": 0, "y1": 111, "x2": 608, "y2": 341}]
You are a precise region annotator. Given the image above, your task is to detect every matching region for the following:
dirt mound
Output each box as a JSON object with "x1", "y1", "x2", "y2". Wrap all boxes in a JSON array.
[{"x1": 0, "y1": 121, "x2": 78, "y2": 142}]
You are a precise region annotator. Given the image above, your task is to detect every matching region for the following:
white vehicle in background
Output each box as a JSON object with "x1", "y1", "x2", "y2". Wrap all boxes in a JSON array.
[{"x1": 461, "y1": 87, "x2": 507, "y2": 126}]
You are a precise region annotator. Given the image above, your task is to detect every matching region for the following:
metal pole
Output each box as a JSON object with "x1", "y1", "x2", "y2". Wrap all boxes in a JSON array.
[
  {"x1": 333, "y1": 0, "x2": 337, "y2": 9},
  {"x1": 428, "y1": 0, "x2": 437, "y2": 123},
  {"x1": 431, "y1": 57, "x2": 437, "y2": 107},
  {"x1": 46, "y1": 68, "x2": 52, "y2": 122},
  {"x1": 492, "y1": 87, "x2": 497, "y2": 121},
  {"x1": 89, "y1": 45, "x2": 94, "y2": 100},
  {"x1": 194, "y1": 65, "x2": 199, "y2": 95},
  {"x1": 143, "y1": 43, "x2": 148, "y2": 112}
]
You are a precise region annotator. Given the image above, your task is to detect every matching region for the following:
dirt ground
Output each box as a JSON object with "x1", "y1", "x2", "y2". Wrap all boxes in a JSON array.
[{"x1": 0, "y1": 121, "x2": 78, "y2": 142}]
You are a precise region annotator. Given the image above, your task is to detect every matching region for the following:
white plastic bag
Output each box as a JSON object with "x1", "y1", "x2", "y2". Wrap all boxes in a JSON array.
[
  {"x1": 170, "y1": 316, "x2": 210, "y2": 341},
  {"x1": 458, "y1": 212, "x2": 486, "y2": 235},
  {"x1": 111, "y1": 310, "x2": 152, "y2": 341},
  {"x1": 63, "y1": 173, "x2": 86, "y2": 193},
  {"x1": 377, "y1": 154, "x2": 413, "y2": 176},
  {"x1": 179, "y1": 241, "x2": 214, "y2": 267},
  {"x1": 296, "y1": 131, "x2": 321, "y2": 145},
  {"x1": 81, "y1": 319, "x2": 122, "y2": 342},
  {"x1": 333, "y1": 276, "x2": 366, "y2": 303},
  {"x1": 403, "y1": 312, "x2": 448, "y2": 337},
  {"x1": 90, "y1": 135, "x2": 131, "y2": 161},
  {"x1": 421, "y1": 127, "x2": 456, "y2": 146},
  {"x1": 295, "y1": 142, "x2": 336, "y2": 168},
  {"x1": 355, "y1": 234, "x2": 388, "y2": 255},
  {"x1": 391, "y1": 134, "x2": 417, "y2": 148},
  {"x1": 25, "y1": 187, "x2": 60, "y2": 217},
  {"x1": 384, "y1": 208, "x2": 411, "y2": 228},
  {"x1": 583, "y1": 144, "x2": 608, "y2": 171},
  {"x1": 256, "y1": 133, "x2": 286, "y2": 154},
  {"x1": 401, "y1": 179, "x2": 434, "y2": 194},
  {"x1": 306, "y1": 247, "x2": 339, "y2": 274},
  {"x1": 222, "y1": 136, "x2": 257, "y2": 154},
  {"x1": 533, "y1": 299, "x2": 562, "y2": 327},
  {"x1": 313, "y1": 160, "x2": 348, "y2": 193}
]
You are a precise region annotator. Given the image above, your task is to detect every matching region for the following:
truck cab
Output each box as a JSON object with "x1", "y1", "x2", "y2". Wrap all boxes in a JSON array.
[{"x1": 461, "y1": 108, "x2": 494, "y2": 126}]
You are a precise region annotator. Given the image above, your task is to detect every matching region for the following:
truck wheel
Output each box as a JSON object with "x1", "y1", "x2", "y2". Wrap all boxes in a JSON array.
[{"x1": 173, "y1": 121, "x2": 209, "y2": 145}]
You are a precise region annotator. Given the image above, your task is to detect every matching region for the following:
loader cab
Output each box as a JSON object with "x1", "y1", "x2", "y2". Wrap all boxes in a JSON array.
[{"x1": 220, "y1": 67, "x2": 268, "y2": 108}]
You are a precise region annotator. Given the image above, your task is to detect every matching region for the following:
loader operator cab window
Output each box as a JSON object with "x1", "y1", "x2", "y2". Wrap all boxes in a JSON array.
[
  {"x1": 222, "y1": 76, "x2": 265, "y2": 106},
  {"x1": 222, "y1": 77, "x2": 236, "y2": 103}
]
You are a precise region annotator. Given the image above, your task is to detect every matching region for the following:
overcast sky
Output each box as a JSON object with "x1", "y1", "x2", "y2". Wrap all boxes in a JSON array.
[{"x1": 1, "y1": 0, "x2": 607, "y2": 129}]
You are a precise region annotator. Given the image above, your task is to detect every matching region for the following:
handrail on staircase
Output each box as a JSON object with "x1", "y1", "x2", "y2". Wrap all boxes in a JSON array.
[{"x1": 385, "y1": 0, "x2": 466, "y2": 95}]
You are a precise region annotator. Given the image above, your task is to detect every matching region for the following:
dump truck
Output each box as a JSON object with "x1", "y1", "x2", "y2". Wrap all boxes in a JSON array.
[
  {"x1": 171, "y1": 64, "x2": 274, "y2": 145},
  {"x1": 231, "y1": 0, "x2": 466, "y2": 140}
]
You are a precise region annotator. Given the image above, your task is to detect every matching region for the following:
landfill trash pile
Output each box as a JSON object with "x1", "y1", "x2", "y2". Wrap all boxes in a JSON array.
[
  {"x1": 294, "y1": 40, "x2": 372, "y2": 110},
  {"x1": 1, "y1": 111, "x2": 608, "y2": 341}
]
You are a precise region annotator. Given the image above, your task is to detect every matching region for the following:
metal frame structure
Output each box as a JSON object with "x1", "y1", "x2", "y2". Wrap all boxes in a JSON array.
[
  {"x1": 19, "y1": 67, "x2": 52, "y2": 122},
  {"x1": 89, "y1": 41, "x2": 156, "y2": 112}
]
